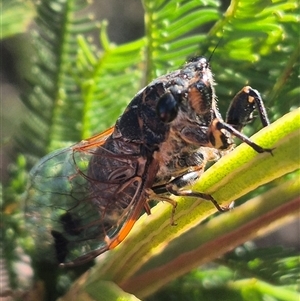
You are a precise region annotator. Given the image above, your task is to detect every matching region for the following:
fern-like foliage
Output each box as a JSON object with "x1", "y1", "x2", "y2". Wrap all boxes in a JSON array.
[
  {"x1": 1, "y1": 0, "x2": 299, "y2": 299},
  {"x1": 75, "y1": 29, "x2": 145, "y2": 137},
  {"x1": 16, "y1": 0, "x2": 98, "y2": 163},
  {"x1": 1, "y1": 0, "x2": 35, "y2": 39},
  {"x1": 142, "y1": 0, "x2": 220, "y2": 79},
  {"x1": 206, "y1": 0, "x2": 299, "y2": 121}
]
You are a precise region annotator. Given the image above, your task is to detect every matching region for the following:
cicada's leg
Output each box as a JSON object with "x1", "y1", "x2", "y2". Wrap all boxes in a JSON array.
[
  {"x1": 210, "y1": 118, "x2": 274, "y2": 154},
  {"x1": 146, "y1": 188, "x2": 178, "y2": 225},
  {"x1": 144, "y1": 201, "x2": 152, "y2": 215},
  {"x1": 208, "y1": 86, "x2": 274, "y2": 154},
  {"x1": 166, "y1": 173, "x2": 227, "y2": 212},
  {"x1": 226, "y1": 86, "x2": 270, "y2": 131},
  {"x1": 153, "y1": 170, "x2": 227, "y2": 213}
]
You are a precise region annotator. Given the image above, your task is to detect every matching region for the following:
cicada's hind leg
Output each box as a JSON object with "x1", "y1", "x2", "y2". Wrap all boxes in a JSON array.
[
  {"x1": 166, "y1": 171, "x2": 227, "y2": 212},
  {"x1": 146, "y1": 188, "x2": 178, "y2": 225},
  {"x1": 153, "y1": 168, "x2": 227, "y2": 214}
]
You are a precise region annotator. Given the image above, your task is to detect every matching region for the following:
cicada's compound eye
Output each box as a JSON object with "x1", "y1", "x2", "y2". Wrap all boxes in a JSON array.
[{"x1": 156, "y1": 92, "x2": 179, "y2": 123}]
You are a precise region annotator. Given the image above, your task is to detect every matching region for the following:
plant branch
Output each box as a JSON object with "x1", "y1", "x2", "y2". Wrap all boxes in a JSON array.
[{"x1": 120, "y1": 181, "x2": 300, "y2": 298}]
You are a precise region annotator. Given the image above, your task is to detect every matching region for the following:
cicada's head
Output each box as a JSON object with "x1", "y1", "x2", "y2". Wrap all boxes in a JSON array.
[
  {"x1": 156, "y1": 56, "x2": 217, "y2": 126},
  {"x1": 155, "y1": 56, "x2": 232, "y2": 151}
]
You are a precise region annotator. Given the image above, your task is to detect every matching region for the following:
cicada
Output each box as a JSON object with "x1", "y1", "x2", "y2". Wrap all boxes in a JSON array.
[{"x1": 25, "y1": 57, "x2": 272, "y2": 267}]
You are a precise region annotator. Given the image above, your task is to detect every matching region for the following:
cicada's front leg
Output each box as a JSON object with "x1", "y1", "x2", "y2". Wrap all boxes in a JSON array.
[
  {"x1": 226, "y1": 86, "x2": 270, "y2": 131},
  {"x1": 207, "y1": 86, "x2": 274, "y2": 154}
]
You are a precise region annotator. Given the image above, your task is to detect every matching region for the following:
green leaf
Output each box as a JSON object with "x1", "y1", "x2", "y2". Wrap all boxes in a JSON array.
[
  {"x1": 16, "y1": 0, "x2": 99, "y2": 163},
  {"x1": 1, "y1": 0, "x2": 35, "y2": 39},
  {"x1": 75, "y1": 31, "x2": 145, "y2": 137},
  {"x1": 142, "y1": 0, "x2": 220, "y2": 78}
]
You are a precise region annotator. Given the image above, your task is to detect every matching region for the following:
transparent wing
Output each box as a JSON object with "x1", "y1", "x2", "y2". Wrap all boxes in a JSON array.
[{"x1": 25, "y1": 127, "x2": 146, "y2": 266}]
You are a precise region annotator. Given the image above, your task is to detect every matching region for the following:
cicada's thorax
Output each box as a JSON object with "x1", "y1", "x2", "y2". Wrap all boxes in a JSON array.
[
  {"x1": 113, "y1": 58, "x2": 216, "y2": 149},
  {"x1": 115, "y1": 81, "x2": 171, "y2": 148},
  {"x1": 93, "y1": 57, "x2": 230, "y2": 190},
  {"x1": 152, "y1": 57, "x2": 230, "y2": 185}
]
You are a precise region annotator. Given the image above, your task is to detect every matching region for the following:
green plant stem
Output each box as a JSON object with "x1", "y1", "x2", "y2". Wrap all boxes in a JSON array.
[
  {"x1": 60, "y1": 279, "x2": 141, "y2": 301},
  {"x1": 120, "y1": 181, "x2": 300, "y2": 298},
  {"x1": 228, "y1": 278, "x2": 300, "y2": 301}
]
